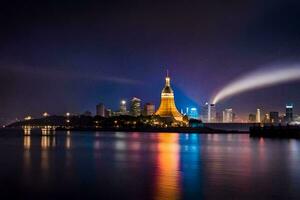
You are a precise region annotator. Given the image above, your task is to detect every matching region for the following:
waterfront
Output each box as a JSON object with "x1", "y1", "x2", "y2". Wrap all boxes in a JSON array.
[{"x1": 1, "y1": 130, "x2": 300, "y2": 199}]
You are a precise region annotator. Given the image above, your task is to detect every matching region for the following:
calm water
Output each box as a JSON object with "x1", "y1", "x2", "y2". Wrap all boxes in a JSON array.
[{"x1": 0, "y1": 129, "x2": 300, "y2": 200}]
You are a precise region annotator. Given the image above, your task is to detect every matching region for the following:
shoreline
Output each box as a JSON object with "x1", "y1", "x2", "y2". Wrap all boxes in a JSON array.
[{"x1": 2, "y1": 127, "x2": 249, "y2": 134}]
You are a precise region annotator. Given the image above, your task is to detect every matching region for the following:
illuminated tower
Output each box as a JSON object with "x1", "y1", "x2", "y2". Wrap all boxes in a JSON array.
[
  {"x1": 208, "y1": 104, "x2": 216, "y2": 122},
  {"x1": 155, "y1": 72, "x2": 183, "y2": 121},
  {"x1": 285, "y1": 104, "x2": 293, "y2": 123},
  {"x1": 256, "y1": 108, "x2": 261, "y2": 123},
  {"x1": 130, "y1": 97, "x2": 141, "y2": 116},
  {"x1": 120, "y1": 100, "x2": 127, "y2": 115}
]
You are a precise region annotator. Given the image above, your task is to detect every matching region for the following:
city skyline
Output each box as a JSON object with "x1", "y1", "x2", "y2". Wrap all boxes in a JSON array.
[{"x1": 1, "y1": 0, "x2": 300, "y2": 122}]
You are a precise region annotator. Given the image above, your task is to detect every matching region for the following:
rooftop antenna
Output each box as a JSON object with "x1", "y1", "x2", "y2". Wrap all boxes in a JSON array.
[{"x1": 166, "y1": 69, "x2": 169, "y2": 77}]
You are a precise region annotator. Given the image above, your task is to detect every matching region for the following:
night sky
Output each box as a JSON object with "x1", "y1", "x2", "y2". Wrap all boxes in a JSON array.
[{"x1": 1, "y1": 0, "x2": 300, "y2": 123}]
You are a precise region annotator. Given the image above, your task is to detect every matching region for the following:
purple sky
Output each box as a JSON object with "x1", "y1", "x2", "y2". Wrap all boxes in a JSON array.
[{"x1": 1, "y1": 0, "x2": 300, "y2": 123}]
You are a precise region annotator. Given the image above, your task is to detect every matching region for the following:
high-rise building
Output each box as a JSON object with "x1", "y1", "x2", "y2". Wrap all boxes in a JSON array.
[
  {"x1": 105, "y1": 109, "x2": 112, "y2": 117},
  {"x1": 201, "y1": 102, "x2": 209, "y2": 123},
  {"x1": 256, "y1": 109, "x2": 261, "y2": 123},
  {"x1": 285, "y1": 104, "x2": 293, "y2": 123},
  {"x1": 208, "y1": 104, "x2": 216, "y2": 122},
  {"x1": 155, "y1": 72, "x2": 183, "y2": 121},
  {"x1": 263, "y1": 113, "x2": 270, "y2": 123},
  {"x1": 222, "y1": 108, "x2": 233, "y2": 123},
  {"x1": 130, "y1": 97, "x2": 141, "y2": 116},
  {"x1": 120, "y1": 100, "x2": 127, "y2": 115},
  {"x1": 96, "y1": 103, "x2": 105, "y2": 117},
  {"x1": 248, "y1": 114, "x2": 256, "y2": 123},
  {"x1": 143, "y1": 103, "x2": 155, "y2": 116},
  {"x1": 270, "y1": 112, "x2": 279, "y2": 123},
  {"x1": 187, "y1": 107, "x2": 199, "y2": 119},
  {"x1": 216, "y1": 112, "x2": 223, "y2": 123}
]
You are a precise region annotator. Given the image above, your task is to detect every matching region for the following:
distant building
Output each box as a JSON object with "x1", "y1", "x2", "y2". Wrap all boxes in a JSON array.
[
  {"x1": 130, "y1": 97, "x2": 141, "y2": 116},
  {"x1": 263, "y1": 113, "x2": 270, "y2": 123},
  {"x1": 285, "y1": 104, "x2": 293, "y2": 123},
  {"x1": 143, "y1": 103, "x2": 155, "y2": 116},
  {"x1": 105, "y1": 109, "x2": 112, "y2": 117},
  {"x1": 222, "y1": 108, "x2": 233, "y2": 123},
  {"x1": 256, "y1": 109, "x2": 261, "y2": 123},
  {"x1": 248, "y1": 114, "x2": 256, "y2": 123},
  {"x1": 96, "y1": 103, "x2": 106, "y2": 117},
  {"x1": 216, "y1": 112, "x2": 223, "y2": 123},
  {"x1": 208, "y1": 104, "x2": 216, "y2": 122},
  {"x1": 270, "y1": 112, "x2": 279, "y2": 123},
  {"x1": 120, "y1": 100, "x2": 127, "y2": 115},
  {"x1": 83, "y1": 111, "x2": 92, "y2": 117},
  {"x1": 187, "y1": 107, "x2": 199, "y2": 119},
  {"x1": 201, "y1": 102, "x2": 209, "y2": 123}
]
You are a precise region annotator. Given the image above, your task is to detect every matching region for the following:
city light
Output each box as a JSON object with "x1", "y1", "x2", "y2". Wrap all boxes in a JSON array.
[{"x1": 24, "y1": 116, "x2": 32, "y2": 121}]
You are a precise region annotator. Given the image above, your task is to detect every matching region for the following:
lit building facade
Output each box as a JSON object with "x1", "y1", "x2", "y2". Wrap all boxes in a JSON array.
[
  {"x1": 201, "y1": 102, "x2": 209, "y2": 122},
  {"x1": 256, "y1": 109, "x2": 261, "y2": 123},
  {"x1": 263, "y1": 113, "x2": 270, "y2": 123},
  {"x1": 188, "y1": 107, "x2": 199, "y2": 119},
  {"x1": 130, "y1": 97, "x2": 141, "y2": 116},
  {"x1": 285, "y1": 104, "x2": 293, "y2": 123},
  {"x1": 120, "y1": 100, "x2": 128, "y2": 115},
  {"x1": 96, "y1": 103, "x2": 105, "y2": 117},
  {"x1": 270, "y1": 111, "x2": 279, "y2": 123},
  {"x1": 248, "y1": 114, "x2": 256, "y2": 123},
  {"x1": 222, "y1": 108, "x2": 233, "y2": 123},
  {"x1": 143, "y1": 103, "x2": 155, "y2": 116},
  {"x1": 155, "y1": 74, "x2": 183, "y2": 121},
  {"x1": 208, "y1": 104, "x2": 216, "y2": 122}
]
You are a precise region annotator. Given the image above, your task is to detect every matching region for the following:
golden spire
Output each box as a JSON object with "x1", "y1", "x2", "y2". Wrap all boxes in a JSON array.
[
  {"x1": 165, "y1": 69, "x2": 170, "y2": 86},
  {"x1": 155, "y1": 70, "x2": 183, "y2": 121}
]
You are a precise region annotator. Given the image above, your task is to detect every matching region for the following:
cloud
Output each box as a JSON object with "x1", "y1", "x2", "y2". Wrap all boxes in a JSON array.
[{"x1": 2, "y1": 64, "x2": 141, "y2": 84}]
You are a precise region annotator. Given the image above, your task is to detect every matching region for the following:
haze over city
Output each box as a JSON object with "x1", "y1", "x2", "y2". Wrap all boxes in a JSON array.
[{"x1": 1, "y1": 0, "x2": 300, "y2": 122}]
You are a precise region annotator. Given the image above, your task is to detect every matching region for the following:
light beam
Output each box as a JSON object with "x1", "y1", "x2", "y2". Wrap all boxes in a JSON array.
[{"x1": 212, "y1": 65, "x2": 300, "y2": 104}]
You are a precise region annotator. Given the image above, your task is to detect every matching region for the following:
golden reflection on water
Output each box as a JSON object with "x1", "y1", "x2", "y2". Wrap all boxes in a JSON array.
[
  {"x1": 23, "y1": 126, "x2": 31, "y2": 135},
  {"x1": 155, "y1": 133, "x2": 181, "y2": 200},
  {"x1": 66, "y1": 136, "x2": 71, "y2": 149},
  {"x1": 23, "y1": 136, "x2": 31, "y2": 150},
  {"x1": 41, "y1": 136, "x2": 50, "y2": 149}
]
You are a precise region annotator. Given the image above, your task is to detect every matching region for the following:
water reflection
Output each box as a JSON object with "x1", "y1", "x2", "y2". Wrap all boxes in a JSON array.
[
  {"x1": 155, "y1": 133, "x2": 181, "y2": 200},
  {"x1": 8, "y1": 131, "x2": 300, "y2": 199},
  {"x1": 23, "y1": 136, "x2": 31, "y2": 150},
  {"x1": 66, "y1": 136, "x2": 71, "y2": 149},
  {"x1": 23, "y1": 126, "x2": 31, "y2": 135}
]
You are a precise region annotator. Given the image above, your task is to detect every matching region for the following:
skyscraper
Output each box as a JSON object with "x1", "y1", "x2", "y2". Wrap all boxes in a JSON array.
[
  {"x1": 130, "y1": 97, "x2": 141, "y2": 116},
  {"x1": 256, "y1": 109, "x2": 261, "y2": 123},
  {"x1": 155, "y1": 72, "x2": 183, "y2": 121},
  {"x1": 120, "y1": 100, "x2": 127, "y2": 115},
  {"x1": 143, "y1": 103, "x2": 155, "y2": 116},
  {"x1": 96, "y1": 103, "x2": 105, "y2": 117},
  {"x1": 222, "y1": 108, "x2": 233, "y2": 123},
  {"x1": 187, "y1": 107, "x2": 199, "y2": 119},
  {"x1": 216, "y1": 112, "x2": 223, "y2": 123},
  {"x1": 248, "y1": 114, "x2": 256, "y2": 123},
  {"x1": 201, "y1": 102, "x2": 209, "y2": 123},
  {"x1": 208, "y1": 104, "x2": 216, "y2": 122},
  {"x1": 263, "y1": 113, "x2": 270, "y2": 123},
  {"x1": 285, "y1": 104, "x2": 293, "y2": 123},
  {"x1": 269, "y1": 112, "x2": 279, "y2": 123}
]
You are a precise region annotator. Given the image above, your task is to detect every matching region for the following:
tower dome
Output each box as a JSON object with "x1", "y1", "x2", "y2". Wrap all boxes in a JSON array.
[{"x1": 155, "y1": 72, "x2": 183, "y2": 121}]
